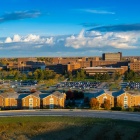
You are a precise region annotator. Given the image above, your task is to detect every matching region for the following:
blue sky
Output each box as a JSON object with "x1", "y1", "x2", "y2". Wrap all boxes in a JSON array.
[{"x1": 0, "y1": 0, "x2": 140, "y2": 57}]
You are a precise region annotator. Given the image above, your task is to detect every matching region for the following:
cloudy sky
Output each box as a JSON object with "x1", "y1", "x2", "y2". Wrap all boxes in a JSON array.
[{"x1": 0, "y1": 0, "x2": 140, "y2": 57}]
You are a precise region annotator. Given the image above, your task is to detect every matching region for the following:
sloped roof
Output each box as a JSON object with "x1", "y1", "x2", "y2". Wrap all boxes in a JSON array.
[
  {"x1": 0, "y1": 92, "x2": 19, "y2": 98},
  {"x1": 32, "y1": 91, "x2": 41, "y2": 98},
  {"x1": 126, "y1": 91, "x2": 140, "y2": 96},
  {"x1": 40, "y1": 91, "x2": 65, "y2": 99},
  {"x1": 112, "y1": 89, "x2": 125, "y2": 97},
  {"x1": 39, "y1": 93, "x2": 51, "y2": 99},
  {"x1": 92, "y1": 90, "x2": 105, "y2": 98},
  {"x1": 18, "y1": 94, "x2": 30, "y2": 99},
  {"x1": 52, "y1": 91, "x2": 65, "y2": 98}
]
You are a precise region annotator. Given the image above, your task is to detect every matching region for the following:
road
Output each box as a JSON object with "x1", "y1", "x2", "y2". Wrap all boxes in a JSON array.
[{"x1": 0, "y1": 110, "x2": 140, "y2": 122}]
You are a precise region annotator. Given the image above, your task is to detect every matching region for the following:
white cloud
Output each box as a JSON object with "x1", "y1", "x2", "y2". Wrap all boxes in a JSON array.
[
  {"x1": 85, "y1": 9, "x2": 115, "y2": 14},
  {"x1": 24, "y1": 34, "x2": 40, "y2": 42},
  {"x1": 65, "y1": 30, "x2": 139, "y2": 49},
  {"x1": 13, "y1": 34, "x2": 21, "y2": 42},
  {"x1": 46, "y1": 37, "x2": 54, "y2": 44},
  {"x1": 3, "y1": 34, "x2": 54, "y2": 45},
  {"x1": 34, "y1": 45, "x2": 43, "y2": 48},
  {"x1": 78, "y1": 9, "x2": 115, "y2": 15},
  {"x1": 5, "y1": 37, "x2": 12, "y2": 43}
]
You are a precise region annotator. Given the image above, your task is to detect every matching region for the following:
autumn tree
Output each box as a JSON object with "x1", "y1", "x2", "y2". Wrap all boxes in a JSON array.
[
  {"x1": 90, "y1": 98, "x2": 99, "y2": 109},
  {"x1": 102, "y1": 99, "x2": 111, "y2": 110}
]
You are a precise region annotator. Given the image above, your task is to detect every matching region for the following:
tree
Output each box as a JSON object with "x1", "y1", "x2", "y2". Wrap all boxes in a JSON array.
[
  {"x1": 66, "y1": 90, "x2": 74, "y2": 100},
  {"x1": 102, "y1": 99, "x2": 111, "y2": 110},
  {"x1": 76, "y1": 71, "x2": 81, "y2": 80},
  {"x1": 28, "y1": 72, "x2": 33, "y2": 79},
  {"x1": 90, "y1": 98, "x2": 99, "y2": 109},
  {"x1": 33, "y1": 71, "x2": 38, "y2": 80},
  {"x1": 80, "y1": 69, "x2": 86, "y2": 80},
  {"x1": 14, "y1": 71, "x2": 20, "y2": 80},
  {"x1": 21, "y1": 73, "x2": 27, "y2": 80},
  {"x1": 124, "y1": 70, "x2": 137, "y2": 80},
  {"x1": 68, "y1": 72, "x2": 73, "y2": 81}
]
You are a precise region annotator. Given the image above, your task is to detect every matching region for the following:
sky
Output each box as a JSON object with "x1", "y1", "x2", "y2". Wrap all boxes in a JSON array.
[{"x1": 0, "y1": 0, "x2": 140, "y2": 57}]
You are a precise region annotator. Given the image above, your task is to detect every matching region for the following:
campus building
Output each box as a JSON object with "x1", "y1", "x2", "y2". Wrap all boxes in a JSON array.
[
  {"x1": 40, "y1": 91, "x2": 66, "y2": 109},
  {"x1": 113, "y1": 90, "x2": 140, "y2": 108},
  {"x1": 130, "y1": 62, "x2": 140, "y2": 72},
  {"x1": 94, "y1": 90, "x2": 114, "y2": 108},
  {"x1": 0, "y1": 91, "x2": 66, "y2": 110},
  {"x1": 84, "y1": 66, "x2": 128, "y2": 76},
  {"x1": 102, "y1": 52, "x2": 122, "y2": 61}
]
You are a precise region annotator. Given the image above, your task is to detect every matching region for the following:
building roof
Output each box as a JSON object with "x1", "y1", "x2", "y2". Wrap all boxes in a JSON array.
[
  {"x1": 112, "y1": 89, "x2": 125, "y2": 97},
  {"x1": 39, "y1": 93, "x2": 51, "y2": 99},
  {"x1": 52, "y1": 91, "x2": 65, "y2": 98},
  {"x1": 18, "y1": 94, "x2": 30, "y2": 99},
  {"x1": 84, "y1": 67, "x2": 123, "y2": 70},
  {"x1": 126, "y1": 91, "x2": 140, "y2": 96},
  {"x1": 0, "y1": 92, "x2": 19, "y2": 98}
]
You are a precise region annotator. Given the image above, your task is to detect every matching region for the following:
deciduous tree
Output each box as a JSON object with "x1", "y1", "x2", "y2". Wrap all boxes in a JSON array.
[{"x1": 90, "y1": 98, "x2": 99, "y2": 109}]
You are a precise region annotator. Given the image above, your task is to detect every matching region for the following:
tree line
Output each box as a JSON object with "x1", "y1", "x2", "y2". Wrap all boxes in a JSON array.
[{"x1": 0, "y1": 69, "x2": 64, "y2": 81}]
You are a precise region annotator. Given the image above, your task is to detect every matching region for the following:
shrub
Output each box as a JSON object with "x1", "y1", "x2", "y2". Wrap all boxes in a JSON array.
[
  {"x1": 134, "y1": 107, "x2": 140, "y2": 112},
  {"x1": 111, "y1": 107, "x2": 122, "y2": 111},
  {"x1": 125, "y1": 107, "x2": 134, "y2": 112}
]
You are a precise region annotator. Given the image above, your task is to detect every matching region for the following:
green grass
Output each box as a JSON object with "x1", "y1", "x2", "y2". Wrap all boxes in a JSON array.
[{"x1": 0, "y1": 116, "x2": 140, "y2": 140}]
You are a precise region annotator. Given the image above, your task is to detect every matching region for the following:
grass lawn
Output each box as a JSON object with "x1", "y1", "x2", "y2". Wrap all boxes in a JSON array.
[{"x1": 0, "y1": 116, "x2": 140, "y2": 140}]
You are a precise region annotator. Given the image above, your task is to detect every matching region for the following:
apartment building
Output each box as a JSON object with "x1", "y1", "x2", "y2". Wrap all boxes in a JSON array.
[
  {"x1": 0, "y1": 92, "x2": 18, "y2": 109},
  {"x1": 0, "y1": 91, "x2": 66, "y2": 110},
  {"x1": 19, "y1": 92, "x2": 40, "y2": 109},
  {"x1": 40, "y1": 91, "x2": 66, "y2": 109},
  {"x1": 94, "y1": 90, "x2": 114, "y2": 108},
  {"x1": 113, "y1": 90, "x2": 140, "y2": 108}
]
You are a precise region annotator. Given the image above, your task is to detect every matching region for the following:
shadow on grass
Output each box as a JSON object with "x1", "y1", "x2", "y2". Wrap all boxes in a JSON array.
[{"x1": 0, "y1": 117, "x2": 140, "y2": 140}]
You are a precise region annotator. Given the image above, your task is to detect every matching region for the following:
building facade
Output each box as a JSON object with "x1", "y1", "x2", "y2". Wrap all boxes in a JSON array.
[
  {"x1": 40, "y1": 91, "x2": 66, "y2": 109},
  {"x1": 102, "y1": 52, "x2": 122, "y2": 61}
]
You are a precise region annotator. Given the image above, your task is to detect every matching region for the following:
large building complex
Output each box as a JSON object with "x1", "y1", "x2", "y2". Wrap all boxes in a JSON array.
[{"x1": 3, "y1": 52, "x2": 140, "y2": 75}]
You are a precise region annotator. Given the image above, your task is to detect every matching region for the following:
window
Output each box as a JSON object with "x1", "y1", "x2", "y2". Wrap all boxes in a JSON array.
[
  {"x1": 50, "y1": 98, "x2": 54, "y2": 104},
  {"x1": 124, "y1": 96, "x2": 128, "y2": 101},
  {"x1": 124, "y1": 96, "x2": 128, "y2": 108},
  {"x1": 103, "y1": 96, "x2": 107, "y2": 103}
]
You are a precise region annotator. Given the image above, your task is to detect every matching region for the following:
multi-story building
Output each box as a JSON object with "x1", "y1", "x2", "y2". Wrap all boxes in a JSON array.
[
  {"x1": 130, "y1": 62, "x2": 140, "y2": 72},
  {"x1": 18, "y1": 92, "x2": 41, "y2": 109},
  {"x1": 67, "y1": 62, "x2": 81, "y2": 72},
  {"x1": 91, "y1": 60, "x2": 129, "y2": 67},
  {"x1": 113, "y1": 90, "x2": 140, "y2": 108},
  {"x1": 40, "y1": 91, "x2": 66, "y2": 109},
  {"x1": 0, "y1": 91, "x2": 66, "y2": 110},
  {"x1": 84, "y1": 66, "x2": 128, "y2": 76},
  {"x1": 0, "y1": 92, "x2": 18, "y2": 109},
  {"x1": 102, "y1": 52, "x2": 122, "y2": 61},
  {"x1": 94, "y1": 90, "x2": 114, "y2": 108}
]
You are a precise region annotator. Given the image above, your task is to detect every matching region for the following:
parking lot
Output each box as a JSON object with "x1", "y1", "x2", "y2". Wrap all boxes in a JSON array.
[
  {"x1": 56, "y1": 81, "x2": 101, "y2": 90},
  {"x1": 127, "y1": 82, "x2": 140, "y2": 89},
  {"x1": 120, "y1": 82, "x2": 140, "y2": 90}
]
